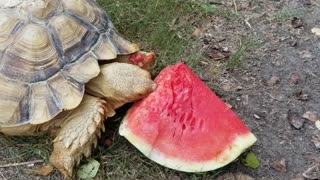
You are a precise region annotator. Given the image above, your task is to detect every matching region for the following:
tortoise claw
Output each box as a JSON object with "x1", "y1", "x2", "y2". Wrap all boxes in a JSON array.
[{"x1": 32, "y1": 164, "x2": 54, "y2": 177}]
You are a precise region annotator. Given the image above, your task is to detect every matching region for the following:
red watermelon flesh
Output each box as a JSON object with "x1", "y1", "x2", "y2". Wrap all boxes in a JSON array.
[{"x1": 119, "y1": 62, "x2": 257, "y2": 172}]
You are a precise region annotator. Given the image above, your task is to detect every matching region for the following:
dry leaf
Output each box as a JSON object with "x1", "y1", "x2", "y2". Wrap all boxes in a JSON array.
[
  {"x1": 267, "y1": 75, "x2": 280, "y2": 86},
  {"x1": 191, "y1": 28, "x2": 202, "y2": 38},
  {"x1": 270, "y1": 158, "x2": 287, "y2": 173},
  {"x1": 289, "y1": 73, "x2": 302, "y2": 85},
  {"x1": 221, "y1": 82, "x2": 242, "y2": 92},
  {"x1": 311, "y1": 28, "x2": 320, "y2": 36},
  {"x1": 291, "y1": 17, "x2": 304, "y2": 29},
  {"x1": 288, "y1": 110, "x2": 305, "y2": 129},
  {"x1": 315, "y1": 120, "x2": 320, "y2": 130},
  {"x1": 312, "y1": 134, "x2": 320, "y2": 149},
  {"x1": 205, "y1": 45, "x2": 230, "y2": 61},
  {"x1": 303, "y1": 111, "x2": 319, "y2": 122},
  {"x1": 294, "y1": 91, "x2": 310, "y2": 102},
  {"x1": 222, "y1": 82, "x2": 233, "y2": 92}
]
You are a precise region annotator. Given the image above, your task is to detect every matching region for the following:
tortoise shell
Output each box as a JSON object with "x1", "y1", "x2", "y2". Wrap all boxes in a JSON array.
[{"x1": 0, "y1": 0, "x2": 139, "y2": 127}]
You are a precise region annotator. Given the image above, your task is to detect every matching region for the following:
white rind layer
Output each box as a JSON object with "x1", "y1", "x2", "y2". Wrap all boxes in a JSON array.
[{"x1": 119, "y1": 118, "x2": 257, "y2": 172}]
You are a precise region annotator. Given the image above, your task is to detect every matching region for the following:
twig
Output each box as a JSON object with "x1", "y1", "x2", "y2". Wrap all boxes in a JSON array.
[
  {"x1": 232, "y1": 0, "x2": 238, "y2": 13},
  {"x1": 0, "y1": 171, "x2": 7, "y2": 180},
  {"x1": 0, "y1": 160, "x2": 43, "y2": 168},
  {"x1": 245, "y1": 18, "x2": 252, "y2": 29},
  {"x1": 266, "y1": 93, "x2": 277, "y2": 100}
]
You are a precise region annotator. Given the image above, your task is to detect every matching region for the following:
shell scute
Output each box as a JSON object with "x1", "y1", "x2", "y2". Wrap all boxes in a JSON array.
[
  {"x1": 107, "y1": 29, "x2": 139, "y2": 54},
  {"x1": 29, "y1": 0, "x2": 58, "y2": 20},
  {"x1": 49, "y1": 15, "x2": 99, "y2": 62},
  {"x1": 1, "y1": 24, "x2": 62, "y2": 82},
  {"x1": 62, "y1": 0, "x2": 109, "y2": 32},
  {"x1": 0, "y1": 76, "x2": 28, "y2": 126},
  {"x1": 92, "y1": 34, "x2": 117, "y2": 60},
  {"x1": 47, "y1": 73, "x2": 84, "y2": 111},
  {"x1": 63, "y1": 53, "x2": 100, "y2": 83},
  {"x1": 29, "y1": 82, "x2": 61, "y2": 124},
  {"x1": 0, "y1": 10, "x2": 22, "y2": 50}
]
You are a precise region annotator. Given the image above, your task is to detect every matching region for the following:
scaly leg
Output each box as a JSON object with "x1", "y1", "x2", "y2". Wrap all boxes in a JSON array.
[
  {"x1": 34, "y1": 95, "x2": 113, "y2": 179},
  {"x1": 34, "y1": 63, "x2": 156, "y2": 179}
]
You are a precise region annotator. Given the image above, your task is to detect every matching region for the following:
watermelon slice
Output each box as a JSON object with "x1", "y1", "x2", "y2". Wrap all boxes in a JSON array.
[{"x1": 119, "y1": 62, "x2": 257, "y2": 172}]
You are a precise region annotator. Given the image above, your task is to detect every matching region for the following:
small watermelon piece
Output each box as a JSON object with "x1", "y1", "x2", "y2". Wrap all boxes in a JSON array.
[{"x1": 119, "y1": 62, "x2": 257, "y2": 172}]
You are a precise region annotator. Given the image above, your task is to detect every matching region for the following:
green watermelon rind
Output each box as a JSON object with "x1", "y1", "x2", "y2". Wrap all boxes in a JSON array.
[{"x1": 119, "y1": 118, "x2": 257, "y2": 172}]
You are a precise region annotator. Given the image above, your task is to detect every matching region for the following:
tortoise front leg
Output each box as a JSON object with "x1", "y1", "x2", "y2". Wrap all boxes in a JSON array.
[
  {"x1": 34, "y1": 95, "x2": 114, "y2": 179},
  {"x1": 50, "y1": 63, "x2": 155, "y2": 178},
  {"x1": 35, "y1": 64, "x2": 155, "y2": 179}
]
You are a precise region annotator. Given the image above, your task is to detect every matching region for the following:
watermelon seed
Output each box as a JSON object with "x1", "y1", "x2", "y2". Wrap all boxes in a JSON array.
[
  {"x1": 190, "y1": 117, "x2": 196, "y2": 131},
  {"x1": 182, "y1": 123, "x2": 186, "y2": 130},
  {"x1": 172, "y1": 132, "x2": 176, "y2": 138},
  {"x1": 179, "y1": 113, "x2": 185, "y2": 123}
]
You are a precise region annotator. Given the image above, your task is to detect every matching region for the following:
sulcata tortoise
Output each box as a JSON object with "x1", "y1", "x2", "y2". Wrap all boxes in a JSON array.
[{"x1": 0, "y1": 0, "x2": 156, "y2": 179}]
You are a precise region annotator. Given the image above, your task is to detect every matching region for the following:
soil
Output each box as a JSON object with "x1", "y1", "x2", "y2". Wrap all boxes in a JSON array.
[
  {"x1": 195, "y1": 0, "x2": 320, "y2": 179},
  {"x1": 1, "y1": 0, "x2": 320, "y2": 180}
]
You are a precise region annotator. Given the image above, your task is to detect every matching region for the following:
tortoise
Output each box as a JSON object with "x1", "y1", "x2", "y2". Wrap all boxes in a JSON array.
[{"x1": 0, "y1": 0, "x2": 156, "y2": 179}]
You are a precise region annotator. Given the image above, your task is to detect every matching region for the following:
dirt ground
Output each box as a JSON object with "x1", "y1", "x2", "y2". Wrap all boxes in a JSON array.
[
  {"x1": 195, "y1": 0, "x2": 320, "y2": 179},
  {"x1": 1, "y1": 0, "x2": 320, "y2": 180}
]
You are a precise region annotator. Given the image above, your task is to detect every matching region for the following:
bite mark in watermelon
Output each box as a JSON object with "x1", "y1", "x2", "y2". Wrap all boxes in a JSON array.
[{"x1": 119, "y1": 62, "x2": 257, "y2": 172}]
